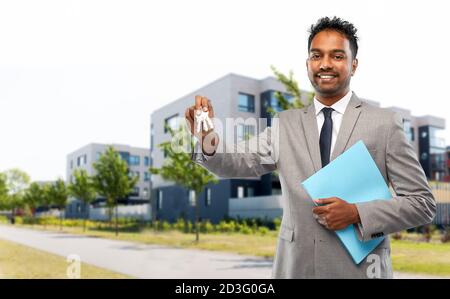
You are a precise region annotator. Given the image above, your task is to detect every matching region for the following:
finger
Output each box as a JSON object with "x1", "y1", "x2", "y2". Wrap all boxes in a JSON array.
[
  {"x1": 201, "y1": 96, "x2": 209, "y2": 110},
  {"x1": 312, "y1": 206, "x2": 328, "y2": 215},
  {"x1": 195, "y1": 95, "x2": 202, "y2": 110},
  {"x1": 314, "y1": 197, "x2": 338, "y2": 205},
  {"x1": 186, "y1": 108, "x2": 195, "y2": 125},
  {"x1": 185, "y1": 108, "x2": 194, "y2": 126},
  {"x1": 207, "y1": 100, "x2": 214, "y2": 118},
  {"x1": 188, "y1": 106, "x2": 195, "y2": 119},
  {"x1": 185, "y1": 108, "x2": 191, "y2": 122}
]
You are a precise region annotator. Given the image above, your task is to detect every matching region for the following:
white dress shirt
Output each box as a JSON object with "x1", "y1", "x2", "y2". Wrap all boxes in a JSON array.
[{"x1": 313, "y1": 90, "x2": 353, "y2": 159}]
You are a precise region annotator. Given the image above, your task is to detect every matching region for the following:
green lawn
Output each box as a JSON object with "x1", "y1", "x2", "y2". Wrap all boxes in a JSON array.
[
  {"x1": 390, "y1": 239, "x2": 450, "y2": 276},
  {"x1": 0, "y1": 238, "x2": 131, "y2": 279},
  {"x1": 6, "y1": 223, "x2": 450, "y2": 277}
]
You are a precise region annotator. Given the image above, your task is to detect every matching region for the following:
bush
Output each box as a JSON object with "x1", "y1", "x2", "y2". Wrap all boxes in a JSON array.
[
  {"x1": 441, "y1": 227, "x2": 450, "y2": 243},
  {"x1": 258, "y1": 226, "x2": 269, "y2": 236},
  {"x1": 184, "y1": 221, "x2": 193, "y2": 233},
  {"x1": 161, "y1": 221, "x2": 171, "y2": 231},
  {"x1": 217, "y1": 220, "x2": 236, "y2": 233},
  {"x1": 200, "y1": 220, "x2": 214, "y2": 234},
  {"x1": 239, "y1": 225, "x2": 253, "y2": 235},
  {"x1": 173, "y1": 219, "x2": 185, "y2": 232},
  {"x1": 273, "y1": 218, "x2": 281, "y2": 231},
  {"x1": 7, "y1": 213, "x2": 283, "y2": 237}
]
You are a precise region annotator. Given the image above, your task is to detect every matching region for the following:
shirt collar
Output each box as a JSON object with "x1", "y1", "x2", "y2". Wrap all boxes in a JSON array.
[{"x1": 314, "y1": 90, "x2": 353, "y2": 116}]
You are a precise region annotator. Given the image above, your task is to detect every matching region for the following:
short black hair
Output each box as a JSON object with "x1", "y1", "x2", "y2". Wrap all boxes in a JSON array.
[{"x1": 308, "y1": 16, "x2": 359, "y2": 59}]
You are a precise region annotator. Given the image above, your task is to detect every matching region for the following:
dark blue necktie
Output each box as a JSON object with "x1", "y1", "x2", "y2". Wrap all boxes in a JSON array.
[{"x1": 319, "y1": 107, "x2": 334, "y2": 168}]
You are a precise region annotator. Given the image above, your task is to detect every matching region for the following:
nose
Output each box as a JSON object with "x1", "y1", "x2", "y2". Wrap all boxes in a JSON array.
[{"x1": 319, "y1": 56, "x2": 333, "y2": 71}]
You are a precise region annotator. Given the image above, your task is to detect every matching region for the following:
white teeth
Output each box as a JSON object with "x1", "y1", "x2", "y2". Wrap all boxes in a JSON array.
[{"x1": 319, "y1": 75, "x2": 335, "y2": 79}]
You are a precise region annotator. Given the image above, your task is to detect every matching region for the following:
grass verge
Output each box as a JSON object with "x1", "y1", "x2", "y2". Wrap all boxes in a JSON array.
[{"x1": 0, "y1": 237, "x2": 131, "y2": 279}]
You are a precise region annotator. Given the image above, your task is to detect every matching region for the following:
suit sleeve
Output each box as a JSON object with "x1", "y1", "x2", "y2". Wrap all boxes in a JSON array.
[
  {"x1": 191, "y1": 116, "x2": 279, "y2": 178},
  {"x1": 355, "y1": 112, "x2": 437, "y2": 242}
]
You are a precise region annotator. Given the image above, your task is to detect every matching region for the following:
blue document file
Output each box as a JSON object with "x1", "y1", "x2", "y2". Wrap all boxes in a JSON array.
[{"x1": 301, "y1": 140, "x2": 392, "y2": 264}]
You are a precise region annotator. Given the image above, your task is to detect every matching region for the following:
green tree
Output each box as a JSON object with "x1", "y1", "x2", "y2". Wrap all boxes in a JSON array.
[
  {"x1": 3, "y1": 168, "x2": 30, "y2": 220},
  {"x1": 0, "y1": 172, "x2": 9, "y2": 212},
  {"x1": 93, "y1": 146, "x2": 138, "y2": 236},
  {"x1": 150, "y1": 125, "x2": 218, "y2": 242},
  {"x1": 68, "y1": 169, "x2": 97, "y2": 232},
  {"x1": 40, "y1": 183, "x2": 53, "y2": 229},
  {"x1": 268, "y1": 66, "x2": 314, "y2": 115},
  {"x1": 23, "y1": 182, "x2": 46, "y2": 224},
  {"x1": 267, "y1": 66, "x2": 315, "y2": 180},
  {"x1": 47, "y1": 179, "x2": 69, "y2": 230}
]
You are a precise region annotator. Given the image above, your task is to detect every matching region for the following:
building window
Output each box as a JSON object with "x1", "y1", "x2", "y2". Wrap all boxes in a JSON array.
[
  {"x1": 76, "y1": 155, "x2": 87, "y2": 166},
  {"x1": 238, "y1": 93, "x2": 255, "y2": 113},
  {"x1": 189, "y1": 190, "x2": 196, "y2": 206},
  {"x1": 237, "y1": 186, "x2": 244, "y2": 199},
  {"x1": 129, "y1": 155, "x2": 140, "y2": 166},
  {"x1": 157, "y1": 190, "x2": 163, "y2": 210},
  {"x1": 131, "y1": 187, "x2": 139, "y2": 196},
  {"x1": 130, "y1": 171, "x2": 140, "y2": 179},
  {"x1": 165, "y1": 114, "x2": 179, "y2": 133},
  {"x1": 144, "y1": 171, "x2": 150, "y2": 181},
  {"x1": 143, "y1": 188, "x2": 149, "y2": 199},
  {"x1": 268, "y1": 91, "x2": 293, "y2": 112},
  {"x1": 144, "y1": 156, "x2": 150, "y2": 166},
  {"x1": 237, "y1": 124, "x2": 255, "y2": 142},
  {"x1": 205, "y1": 188, "x2": 211, "y2": 207},
  {"x1": 247, "y1": 187, "x2": 254, "y2": 197},
  {"x1": 403, "y1": 119, "x2": 414, "y2": 143},
  {"x1": 70, "y1": 160, "x2": 73, "y2": 169},
  {"x1": 430, "y1": 127, "x2": 446, "y2": 148},
  {"x1": 150, "y1": 123, "x2": 154, "y2": 151}
]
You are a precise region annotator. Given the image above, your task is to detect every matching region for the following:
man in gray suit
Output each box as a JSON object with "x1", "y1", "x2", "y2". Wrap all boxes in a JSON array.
[{"x1": 185, "y1": 16, "x2": 436, "y2": 278}]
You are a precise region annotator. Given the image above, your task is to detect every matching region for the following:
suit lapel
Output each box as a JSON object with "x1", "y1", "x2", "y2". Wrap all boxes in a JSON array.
[
  {"x1": 330, "y1": 93, "x2": 362, "y2": 161},
  {"x1": 300, "y1": 103, "x2": 322, "y2": 172},
  {"x1": 300, "y1": 92, "x2": 363, "y2": 172}
]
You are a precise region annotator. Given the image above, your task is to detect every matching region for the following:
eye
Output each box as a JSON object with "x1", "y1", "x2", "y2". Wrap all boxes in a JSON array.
[
  {"x1": 335, "y1": 55, "x2": 344, "y2": 60},
  {"x1": 310, "y1": 53, "x2": 320, "y2": 60}
]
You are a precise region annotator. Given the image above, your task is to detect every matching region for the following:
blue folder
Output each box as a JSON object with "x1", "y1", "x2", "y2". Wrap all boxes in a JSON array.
[{"x1": 301, "y1": 140, "x2": 391, "y2": 264}]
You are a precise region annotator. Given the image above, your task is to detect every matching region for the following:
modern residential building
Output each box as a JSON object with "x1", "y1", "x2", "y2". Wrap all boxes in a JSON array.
[
  {"x1": 387, "y1": 108, "x2": 447, "y2": 181},
  {"x1": 150, "y1": 73, "x2": 448, "y2": 223},
  {"x1": 446, "y1": 146, "x2": 450, "y2": 182},
  {"x1": 65, "y1": 143, "x2": 151, "y2": 219}
]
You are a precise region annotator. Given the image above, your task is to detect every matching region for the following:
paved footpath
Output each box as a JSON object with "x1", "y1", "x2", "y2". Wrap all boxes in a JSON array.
[
  {"x1": 0, "y1": 225, "x2": 446, "y2": 279},
  {"x1": 0, "y1": 225, "x2": 273, "y2": 278}
]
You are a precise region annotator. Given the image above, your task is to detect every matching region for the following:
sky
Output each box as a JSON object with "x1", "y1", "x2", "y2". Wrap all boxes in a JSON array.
[{"x1": 0, "y1": 0, "x2": 449, "y2": 181}]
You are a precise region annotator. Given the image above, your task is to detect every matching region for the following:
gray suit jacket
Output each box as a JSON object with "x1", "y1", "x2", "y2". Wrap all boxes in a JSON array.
[{"x1": 193, "y1": 92, "x2": 436, "y2": 279}]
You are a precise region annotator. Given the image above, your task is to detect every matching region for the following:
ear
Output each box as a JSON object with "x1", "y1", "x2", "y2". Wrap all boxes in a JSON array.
[{"x1": 351, "y1": 58, "x2": 358, "y2": 76}]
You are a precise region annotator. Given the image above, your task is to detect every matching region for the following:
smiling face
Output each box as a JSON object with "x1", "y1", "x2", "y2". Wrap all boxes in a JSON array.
[{"x1": 306, "y1": 29, "x2": 358, "y2": 103}]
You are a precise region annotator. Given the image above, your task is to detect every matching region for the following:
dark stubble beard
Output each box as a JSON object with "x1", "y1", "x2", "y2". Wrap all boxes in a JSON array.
[{"x1": 310, "y1": 74, "x2": 352, "y2": 98}]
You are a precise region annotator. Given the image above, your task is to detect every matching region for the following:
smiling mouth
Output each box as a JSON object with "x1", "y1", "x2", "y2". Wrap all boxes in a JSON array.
[{"x1": 316, "y1": 74, "x2": 338, "y2": 79}]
